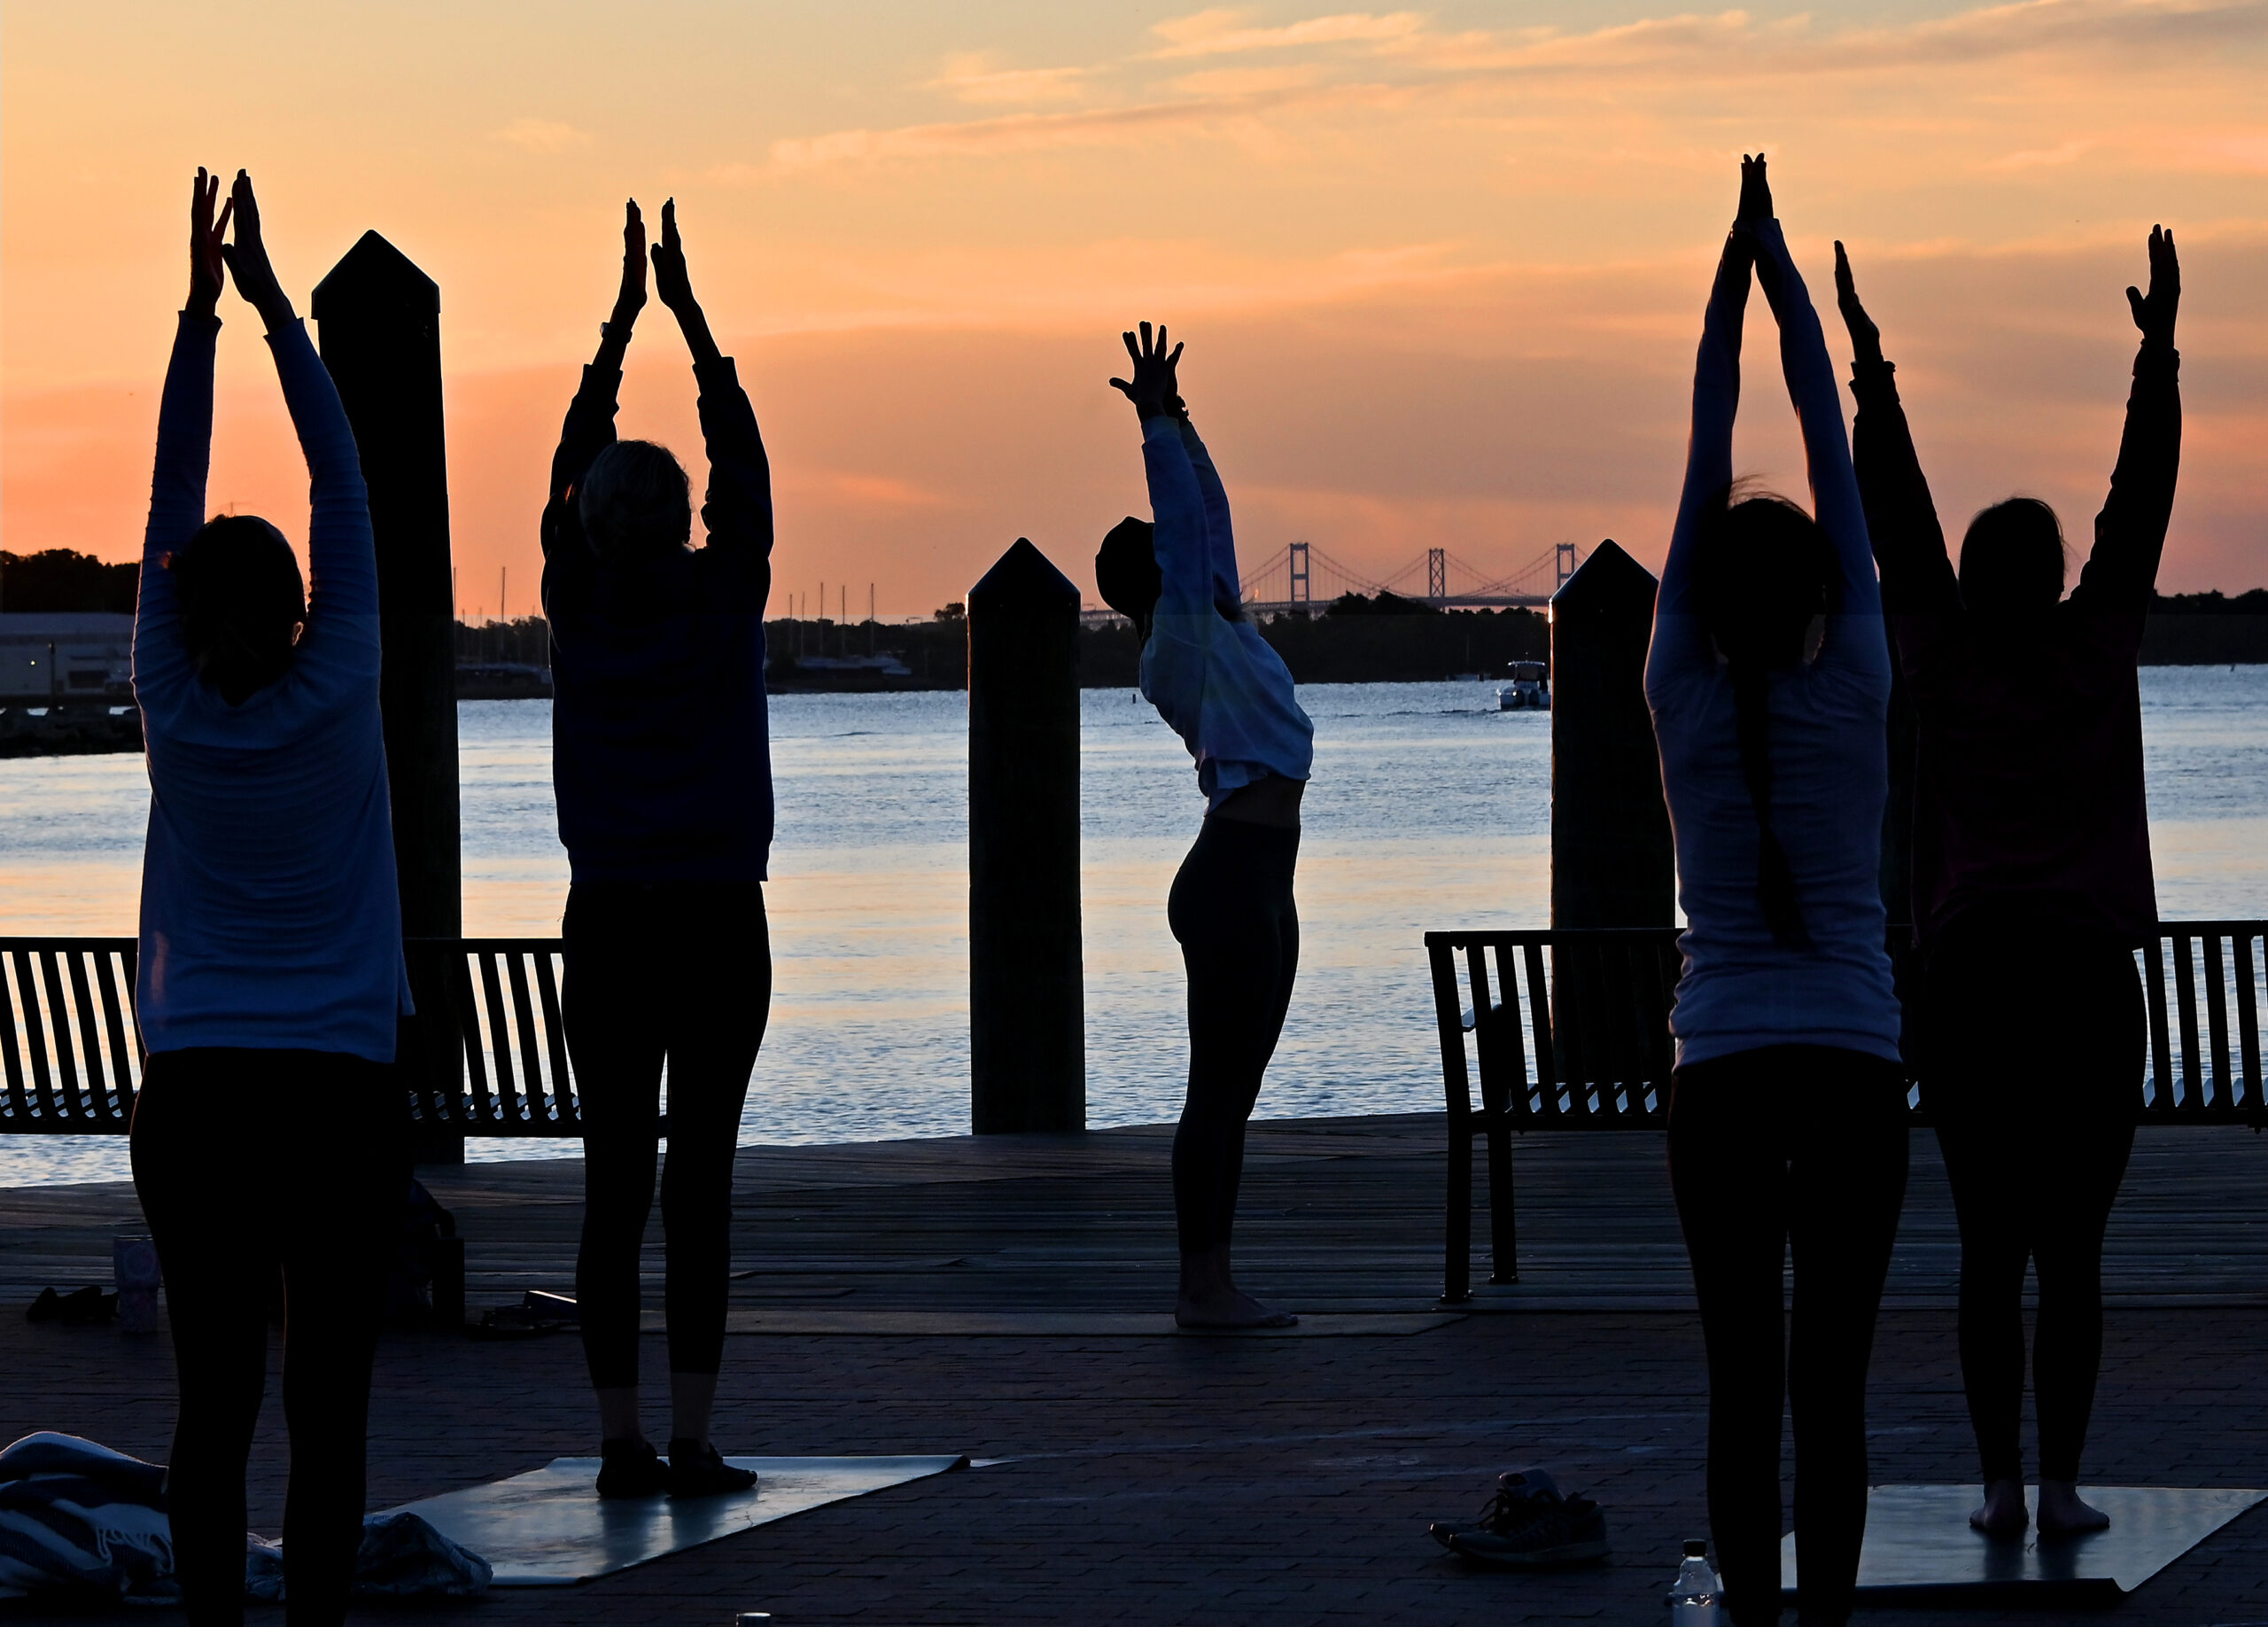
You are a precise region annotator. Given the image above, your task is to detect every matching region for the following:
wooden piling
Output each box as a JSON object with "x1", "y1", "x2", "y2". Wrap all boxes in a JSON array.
[
  {"x1": 967, "y1": 539, "x2": 1085, "y2": 1133},
  {"x1": 313, "y1": 233, "x2": 463, "y2": 1164},
  {"x1": 1549, "y1": 540, "x2": 1674, "y2": 930}
]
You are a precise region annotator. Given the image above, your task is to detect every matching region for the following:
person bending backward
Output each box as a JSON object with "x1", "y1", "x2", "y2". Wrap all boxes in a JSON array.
[
  {"x1": 542, "y1": 200, "x2": 774, "y2": 1499},
  {"x1": 1834, "y1": 229, "x2": 2180, "y2": 1539},
  {"x1": 1096, "y1": 323, "x2": 1316, "y2": 1330},
  {"x1": 129, "y1": 169, "x2": 413, "y2": 1627},
  {"x1": 1646, "y1": 157, "x2": 1908, "y2": 1627}
]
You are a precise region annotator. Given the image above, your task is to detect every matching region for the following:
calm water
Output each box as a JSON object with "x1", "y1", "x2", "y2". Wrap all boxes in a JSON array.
[{"x1": 4, "y1": 671, "x2": 2264, "y2": 1186}]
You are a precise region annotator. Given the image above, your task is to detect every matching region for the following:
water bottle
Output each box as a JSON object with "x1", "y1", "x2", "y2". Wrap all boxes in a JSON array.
[{"x1": 1667, "y1": 1538, "x2": 1721, "y2": 1623}]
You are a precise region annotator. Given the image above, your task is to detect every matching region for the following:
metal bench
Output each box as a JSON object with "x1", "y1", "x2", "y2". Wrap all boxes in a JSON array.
[
  {"x1": 2, "y1": 938, "x2": 583, "y2": 1137},
  {"x1": 1425, "y1": 922, "x2": 2268, "y2": 1303}
]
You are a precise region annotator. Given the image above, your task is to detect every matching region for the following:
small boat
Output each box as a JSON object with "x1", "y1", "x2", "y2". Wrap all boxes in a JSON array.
[{"x1": 1496, "y1": 661, "x2": 1550, "y2": 711}]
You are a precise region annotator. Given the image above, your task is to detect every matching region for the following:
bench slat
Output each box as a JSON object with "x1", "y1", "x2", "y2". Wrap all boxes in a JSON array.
[{"x1": 2235, "y1": 931, "x2": 2263, "y2": 1124}]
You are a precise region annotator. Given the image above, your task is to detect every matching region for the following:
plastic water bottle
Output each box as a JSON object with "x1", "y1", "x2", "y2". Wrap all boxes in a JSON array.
[{"x1": 1667, "y1": 1538, "x2": 1722, "y2": 1622}]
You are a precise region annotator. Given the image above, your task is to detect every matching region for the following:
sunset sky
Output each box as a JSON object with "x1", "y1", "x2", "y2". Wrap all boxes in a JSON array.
[{"x1": 4, "y1": 0, "x2": 2262, "y2": 617}]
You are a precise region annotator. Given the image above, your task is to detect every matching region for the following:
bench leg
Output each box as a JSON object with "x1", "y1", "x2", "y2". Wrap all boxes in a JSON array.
[
  {"x1": 1485, "y1": 1121, "x2": 1518, "y2": 1284},
  {"x1": 1443, "y1": 1118, "x2": 1473, "y2": 1304}
]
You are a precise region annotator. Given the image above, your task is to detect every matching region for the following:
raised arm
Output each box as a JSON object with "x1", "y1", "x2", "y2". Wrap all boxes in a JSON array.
[
  {"x1": 1749, "y1": 206, "x2": 1886, "y2": 681},
  {"x1": 1112, "y1": 323, "x2": 1210, "y2": 618},
  {"x1": 1175, "y1": 415, "x2": 1242, "y2": 617},
  {"x1": 544, "y1": 202, "x2": 647, "y2": 552},
  {"x1": 2070, "y1": 226, "x2": 2181, "y2": 615},
  {"x1": 1837, "y1": 243, "x2": 1956, "y2": 619},
  {"x1": 647, "y1": 199, "x2": 770, "y2": 570},
  {"x1": 650, "y1": 199, "x2": 722, "y2": 368},
  {"x1": 222, "y1": 171, "x2": 378, "y2": 680},
  {"x1": 136, "y1": 169, "x2": 233, "y2": 698},
  {"x1": 1651, "y1": 157, "x2": 1760, "y2": 678}
]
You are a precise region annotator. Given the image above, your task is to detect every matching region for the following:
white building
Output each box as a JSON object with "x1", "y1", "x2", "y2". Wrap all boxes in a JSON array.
[{"x1": 0, "y1": 613, "x2": 136, "y2": 702}]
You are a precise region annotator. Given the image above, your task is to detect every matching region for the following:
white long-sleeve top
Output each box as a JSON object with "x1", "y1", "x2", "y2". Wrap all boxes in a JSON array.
[
  {"x1": 1643, "y1": 219, "x2": 1899, "y2": 1069},
  {"x1": 1138, "y1": 415, "x2": 1314, "y2": 808},
  {"x1": 132, "y1": 311, "x2": 410, "y2": 1062}
]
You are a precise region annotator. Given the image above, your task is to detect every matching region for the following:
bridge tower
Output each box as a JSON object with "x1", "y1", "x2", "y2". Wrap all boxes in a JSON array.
[
  {"x1": 1288, "y1": 541, "x2": 1311, "y2": 608},
  {"x1": 1556, "y1": 541, "x2": 1580, "y2": 592},
  {"x1": 1426, "y1": 547, "x2": 1447, "y2": 603}
]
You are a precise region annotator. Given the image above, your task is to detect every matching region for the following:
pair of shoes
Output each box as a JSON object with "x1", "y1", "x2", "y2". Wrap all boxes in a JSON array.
[
  {"x1": 666, "y1": 1439, "x2": 759, "y2": 1499},
  {"x1": 595, "y1": 1437, "x2": 669, "y2": 1499},
  {"x1": 1429, "y1": 1469, "x2": 1612, "y2": 1568},
  {"x1": 27, "y1": 1286, "x2": 116, "y2": 1326}
]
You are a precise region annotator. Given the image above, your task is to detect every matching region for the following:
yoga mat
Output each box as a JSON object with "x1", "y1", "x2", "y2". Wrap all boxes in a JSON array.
[
  {"x1": 385, "y1": 1454, "x2": 969, "y2": 1586},
  {"x1": 1782, "y1": 1484, "x2": 2267, "y2": 1605}
]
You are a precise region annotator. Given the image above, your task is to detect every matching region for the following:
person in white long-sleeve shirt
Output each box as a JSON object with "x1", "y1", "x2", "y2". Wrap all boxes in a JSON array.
[
  {"x1": 1644, "y1": 158, "x2": 1907, "y2": 1627},
  {"x1": 1096, "y1": 323, "x2": 1314, "y2": 1329},
  {"x1": 128, "y1": 169, "x2": 409, "y2": 1627}
]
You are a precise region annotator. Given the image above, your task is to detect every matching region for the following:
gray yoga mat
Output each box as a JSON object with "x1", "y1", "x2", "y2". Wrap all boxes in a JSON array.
[
  {"x1": 385, "y1": 1454, "x2": 969, "y2": 1586},
  {"x1": 1781, "y1": 1484, "x2": 2267, "y2": 1605}
]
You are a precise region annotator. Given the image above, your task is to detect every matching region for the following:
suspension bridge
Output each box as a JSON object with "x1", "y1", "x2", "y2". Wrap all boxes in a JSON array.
[{"x1": 1236, "y1": 541, "x2": 1585, "y2": 617}]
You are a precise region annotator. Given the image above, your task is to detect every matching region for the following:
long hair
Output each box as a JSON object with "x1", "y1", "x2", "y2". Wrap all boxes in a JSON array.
[
  {"x1": 1692, "y1": 489, "x2": 1839, "y2": 950},
  {"x1": 168, "y1": 515, "x2": 306, "y2": 705}
]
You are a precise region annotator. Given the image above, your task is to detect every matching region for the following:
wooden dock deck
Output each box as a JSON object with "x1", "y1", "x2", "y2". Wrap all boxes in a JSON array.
[{"x1": 2, "y1": 1113, "x2": 2264, "y2": 1623}]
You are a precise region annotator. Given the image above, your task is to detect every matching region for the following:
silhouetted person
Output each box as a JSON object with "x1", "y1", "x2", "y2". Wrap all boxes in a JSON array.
[
  {"x1": 1097, "y1": 323, "x2": 1314, "y2": 1329},
  {"x1": 129, "y1": 168, "x2": 412, "y2": 1627},
  {"x1": 1836, "y1": 226, "x2": 2181, "y2": 1539},
  {"x1": 542, "y1": 199, "x2": 773, "y2": 1499},
  {"x1": 1647, "y1": 157, "x2": 1907, "y2": 1627}
]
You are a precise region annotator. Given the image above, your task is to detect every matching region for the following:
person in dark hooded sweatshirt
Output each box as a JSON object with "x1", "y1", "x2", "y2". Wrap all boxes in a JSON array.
[
  {"x1": 541, "y1": 199, "x2": 773, "y2": 1499},
  {"x1": 1835, "y1": 227, "x2": 2180, "y2": 1540}
]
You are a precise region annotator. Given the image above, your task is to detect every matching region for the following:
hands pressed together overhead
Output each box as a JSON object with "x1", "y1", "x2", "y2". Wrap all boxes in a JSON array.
[
  {"x1": 597, "y1": 198, "x2": 719, "y2": 366},
  {"x1": 185, "y1": 167, "x2": 293, "y2": 330}
]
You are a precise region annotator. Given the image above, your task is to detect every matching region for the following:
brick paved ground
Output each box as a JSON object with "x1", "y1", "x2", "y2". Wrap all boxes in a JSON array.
[{"x1": 4, "y1": 1119, "x2": 2264, "y2": 1624}]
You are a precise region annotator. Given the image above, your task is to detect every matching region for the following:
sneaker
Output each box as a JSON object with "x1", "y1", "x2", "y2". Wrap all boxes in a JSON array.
[
  {"x1": 667, "y1": 1439, "x2": 758, "y2": 1499},
  {"x1": 1429, "y1": 1469, "x2": 1611, "y2": 1568},
  {"x1": 595, "y1": 1437, "x2": 669, "y2": 1499}
]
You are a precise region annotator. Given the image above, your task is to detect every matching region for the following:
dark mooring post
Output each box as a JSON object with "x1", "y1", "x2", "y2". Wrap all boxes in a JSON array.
[
  {"x1": 313, "y1": 232, "x2": 463, "y2": 1164},
  {"x1": 1550, "y1": 539, "x2": 1674, "y2": 930},
  {"x1": 967, "y1": 538, "x2": 1085, "y2": 1133}
]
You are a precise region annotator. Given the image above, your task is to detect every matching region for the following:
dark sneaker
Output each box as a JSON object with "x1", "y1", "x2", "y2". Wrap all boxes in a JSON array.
[
  {"x1": 667, "y1": 1439, "x2": 758, "y2": 1499},
  {"x1": 595, "y1": 1437, "x2": 668, "y2": 1499},
  {"x1": 1429, "y1": 1469, "x2": 1611, "y2": 1568}
]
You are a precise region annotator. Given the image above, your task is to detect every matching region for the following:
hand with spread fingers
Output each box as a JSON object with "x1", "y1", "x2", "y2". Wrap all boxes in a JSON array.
[
  {"x1": 2126, "y1": 224, "x2": 2179, "y2": 351},
  {"x1": 187, "y1": 168, "x2": 234, "y2": 319},
  {"x1": 218, "y1": 170, "x2": 295, "y2": 330},
  {"x1": 1834, "y1": 241, "x2": 1884, "y2": 368},
  {"x1": 1109, "y1": 322, "x2": 1184, "y2": 424}
]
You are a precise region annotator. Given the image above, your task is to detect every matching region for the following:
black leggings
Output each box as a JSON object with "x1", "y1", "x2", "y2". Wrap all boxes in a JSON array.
[
  {"x1": 565, "y1": 879, "x2": 771, "y2": 1390},
  {"x1": 1668, "y1": 1046, "x2": 1910, "y2": 1627},
  {"x1": 1927, "y1": 923, "x2": 2140, "y2": 1485},
  {"x1": 1167, "y1": 816, "x2": 1299, "y2": 1257},
  {"x1": 130, "y1": 1048, "x2": 408, "y2": 1627}
]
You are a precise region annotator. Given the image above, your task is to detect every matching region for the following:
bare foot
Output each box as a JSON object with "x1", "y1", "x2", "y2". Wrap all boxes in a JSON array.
[
  {"x1": 2036, "y1": 1479, "x2": 2111, "y2": 1537},
  {"x1": 1969, "y1": 1478, "x2": 2029, "y2": 1537},
  {"x1": 1176, "y1": 1245, "x2": 1297, "y2": 1329}
]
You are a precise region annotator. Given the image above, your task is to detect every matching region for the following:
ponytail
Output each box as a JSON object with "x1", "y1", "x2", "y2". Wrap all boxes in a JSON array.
[{"x1": 1729, "y1": 662, "x2": 1807, "y2": 949}]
